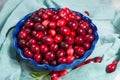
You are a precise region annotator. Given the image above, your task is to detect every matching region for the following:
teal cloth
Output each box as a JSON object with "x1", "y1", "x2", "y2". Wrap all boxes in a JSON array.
[{"x1": 0, "y1": 0, "x2": 120, "y2": 80}]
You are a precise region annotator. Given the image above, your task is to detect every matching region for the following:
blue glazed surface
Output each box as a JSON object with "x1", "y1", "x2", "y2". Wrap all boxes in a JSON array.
[{"x1": 13, "y1": 8, "x2": 99, "y2": 71}]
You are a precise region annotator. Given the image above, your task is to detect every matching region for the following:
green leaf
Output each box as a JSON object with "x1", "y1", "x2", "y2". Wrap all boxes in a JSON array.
[
  {"x1": 30, "y1": 72, "x2": 45, "y2": 78},
  {"x1": 44, "y1": 75, "x2": 51, "y2": 80}
]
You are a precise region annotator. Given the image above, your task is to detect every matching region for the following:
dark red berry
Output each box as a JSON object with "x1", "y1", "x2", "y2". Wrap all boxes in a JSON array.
[
  {"x1": 44, "y1": 51, "x2": 55, "y2": 61},
  {"x1": 60, "y1": 27, "x2": 70, "y2": 36},
  {"x1": 50, "y1": 43, "x2": 58, "y2": 52},
  {"x1": 67, "y1": 20, "x2": 78, "y2": 30},
  {"x1": 59, "y1": 70, "x2": 68, "y2": 77},
  {"x1": 74, "y1": 46, "x2": 85, "y2": 56},
  {"x1": 94, "y1": 57, "x2": 102, "y2": 63},
  {"x1": 106, "y1": 64, "x2": 116, "y2": 73},
  {"x1": 64, "y1": 35, "x2": 74, "y2": 45},
  {"x1": 54, "y1": 35, "x2": 63, "y2": 43},
  {"x1": 34, "y1": 23, "x2": 46, "y2": 32},
  {"x1": 66, "y1": 56, "x2": 75, "y2": 63},
  {"x1": 34, "y1": 53, "x2": 42, "y2": 63},
  {"x1": 40, "y1": 44, "x2": 48, "y2": 53},
  {"x1": 75, "y1": 36, "x2": 84, "y2": 45},
  {"x1": 48, "y1": 29, "x2": 56, "y2": 37},
  {"x1": 57, "y1": 49, "x2": 65, "y2": 58},
  {"x1": 66, "y1": 47, "x2": 74, "y2": 56},
  {"x1": 83, "y1": 42, "x2": 91, "y2": 50},
  {"x1": 42, "y1": 35, "x2": 54, "y2": 45},
  {"x1": 58, "y1": 57, "x2": 67, "y2": 64}
]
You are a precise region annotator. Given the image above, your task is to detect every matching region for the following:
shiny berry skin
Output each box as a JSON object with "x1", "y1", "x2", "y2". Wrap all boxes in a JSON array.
[
  {"x1": 59, "y1": 9, "x2": 67, "y2": 18},
  {"x1": 40, "y1": 44, "x2": 48, "y2": 53},
  {"x1": 42, "y1": 19, "x2": 50, "y2": 27},
  {"x1": 18, "y1": 30, "x2": 28, "y2": 39},
  {"x1": 84, "y1": 11, "x2": 89, "y2": 16},
  {"x1": 75, "y1": 36, "x2": 84, "y2": 45},
  {"x1": 84, "y1": 34, "x2": 95, "y2": 43},
  {"x1": 28, "y1": 38, "x2": 36, "y2": 45},
  {"x1": 70, "y1": 31, "x2": 76, "y2": 37},
  {"x1": 50, "y1": 71, "x2": 59, "y2": 79},
  {"x1": 24, "y1": 49, "x2": 33, "y2": 58},
  {"x1": 57, "y1": 49, "x2": 65, "y2": 58},
  {"x1": 64, "y1": 36, "x2": 74, "y2": 45},
  {"x1": 112, "y1": 59, "x2": 119, "y2": 65},
  {"x1": 45, "y1": 9, "x2": 54, "y2": 16},
  {"x1": 57, "y1": 19, "x2": 67, "y2": 27},
  {"x1": 75, "y1": 62, "x2": 85, "y2": 68},
  {"x1": 60, "y1": 27, "x2": 70, "y2": 36},
  {"x1": 106, "y1": 64, "x2": 116, "y2": 73},
  {"x1": 83, "y1": 42, "x2": 91, "y2": 50},
  {"x1": 42, "y1": 36, "x2": 54, "y2": 45},
  {"x1": 32, "y1": 16, "x2": 42, "y2": 23},
  {"x1": 59, "y1": 70, "x2": 68, "y2": 77},
  {"x1": 87, "y1": 27, "x2": 93, "y2": 34},
  {"x1": 34, "y1": 53, "x2": 42, "y2": 63},
  {"x1": 44, "y1": 51, "x2": 55, "y2": 61},
  {"x1": 50, "y1": 43, "x2": 58, "y2": 52},
  {"x1": 67, "y1": 20, "x2": 78, "y2": 30},
  {"x1": 42, "y1": 13, "x2": 49, "y2": 19},
  {"x1": 49, "y1": 21, "x2": 57, "y2": 29},
  {"x1": 66, "y1": 47, "x2": 74, "y2": 56},
  {"x1": 58, "y1": 57, "x2": 67, "y2": 64},
  {"x1": 34, "y1": 23, "x2": 46, "y2": 32},
  {"x1": 60, "y1": 42, "x2": 69, "y2": 50},
  {"x1": 31, "y1": 30, "x2": 37, "y2": 37},
  {"x1": 50, "y1": 60, "x2": 57, "y2": 66},
  {"x1": 85, "y1": 58, "x2": 94, "y2": 64},
  {"x1": 94, "y1": 57, "x2": 102, "y2": 63},
  {"x1": 52, "y1": 14, "x2": 60, "y2": 21},
  {"x1": 54, "y1": 35, "x2": 63, "y2": 43},
  {"x1": 52, "y1": 76, "x2": 61, "y2": 80},
  {"x1": 48, "y1": 29, "x2": 56, "y2": 37},
  {"x1": 76, "y1": 15, "x2": 82, "y2": 20},
  {"x1": 42, "y1": 59, "x2": 49, "y2": 64},
  {"x1": 77, "y1": 27, "x2": 86, "y2": 36},
  {"x1": 25, "y1": 21, "x2": 34, "y2": 28},
  {"x1": 66, "y1": 56, "x2": 75, "y2": 63},
  {"x1": 18, "y1": 39, "x2": 26, "y2": 48},
  {"x1": 30, "y1": 44, "x2": 40, "y2": 53},
  {"x1": 35, "y1": 32, "x2": 44, "y2": 40},
  {"x1": 74, "y1": 46, "x2": 85, "y2": 56}
]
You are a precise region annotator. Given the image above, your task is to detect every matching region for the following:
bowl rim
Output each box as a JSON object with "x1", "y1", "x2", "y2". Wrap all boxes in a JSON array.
[{"x1": 13, "y1": 8, "x2": 99, "y2": 71}]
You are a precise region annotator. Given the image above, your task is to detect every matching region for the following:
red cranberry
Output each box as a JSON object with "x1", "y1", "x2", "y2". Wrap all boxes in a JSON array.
[
  {"x1": 60, "y1": 27, "x2": 70, "y2": 36},
  {"x1": 112, "y1": 59, "x2": 119, "y2": 65},
  {"x1": 64, "y1": 7, "x2": 70, "y2": 14},
  {"x1": 31, "y1": 30, "x2": 37, "y2": 37},
  {"x1": 50, "y1": 71, "x2": 59, "y2": 79},
  {"x1": 50, "y1": 43, "x2": 58, "y2": 52},
  {"x1": 106, "y1": 64, "x2": 116, "y2": 73},
  {"x1": 87, "y1": 27, "x2": 93, "y2": 34},
  {"x1": 59, "y1": 9, "x2": 67, "y2": 18},
  {"x1": 54, "y1": 35, "x2": 63, "y2": 43},
  {"x1": 74, "y1": 46, "x2": 85, "y2": 56},
  {"x1": 85, "y1": 58, "x2": 94, "y2": 64},
  {"x1": 48, "y1": 29, "x2": 56, "y2": 37},
  {"x1": 79, "y1": 21, "x2": 89, "y2": 30},
  {"x1": 66, "y1": 47, "x2": 74, "y2": 56},
  {"x1": 32, "y1": 16, "x2": 42, "y2": 23},
  {"x1": 57, "y1": 49, "x2": 65, "y2": 58},
  {"x1": 34, "y1": 53, "x2": 42, "y2": 63},
  {"x1": 42, "y1": 13, "x2": 49, "y2": 19},
  {"x1": 52, "y1": 14, "x2": 60, "y2": 21},
  {"x1": 76, "y1": 15, "x2": 82, "y2": 20},
  {"x1": 57, "y1": 19, "x2": 67, "y2": 27},
  {"x1": 75, "y1": 62, "x2": 85, "y2": 68},
  {"x1": 42, "y1": 59, "x2": 49, "y2": 64},
  {"x1": 83, "y1": 42, "x2": 91, "y2": 50},
  {"x1": 22, "y1": 27, "x2": 31, "y2": 34},
  {"x1": 70, "y1": 31, "x2": 76, "y2": 37},
  {"x1": 28, "y1": 38, "x2": 36, "y2": 45},
  {"x1": 18, "y1": 39, "x2": 26, "y2": 48},
  {"x1": 24, "y1": 49, "x2": 33, "y2": 58},
  {"x1": 60, "y1": 42, "x2": 69, "y2": 50},
  {"x1": 44, "y1": 51, "x2": 55, "y2": 61},
  {"x1": 52, "y1": 76, "x2": 61, "y2": 80},
  {"x1": 30, "y1": 44, "x2": 40, "y2": 53},
  {"x1": 59, "y1": 70, "x2": 68, "y2": 77},
  {"x1": 49, "y1": 21, "x2": 57, "y2": 29},
  {"x1": 58, "y1": 57, "x2": 67, "y2": 64},
  {"x1": 25, "y1": 21, "x2": 34, "y2": 28},
  {"x1": 77, "y1": 27, "x2": 86, "y2": 36},
  {"x1": 94, "y1": 57, "x2": 102, "y2": 63},
  {"x1": 40, "y1": 44, "x2": 48, "y2": 53},
  {"x1": 45, "y1": 9, "x2": 54, "y2": 16},
  {"x1": 84, "y1": 11, "x2": 89, "y2": 16},
  {"x1": 84, "y1": 34, "x2": 95, "y2": 43},
  {"x1": 50, "y1": 60, "x2": 57, "y2": 66},
  {"x1": 66, "y1": 56, "x2": 75, "y2": 63},
  {"x1": 18, "y1": 30, "x2": 28, "y2": 39},
  {"x1": 75, "y1": 36, "x2": 84, "y2": 45},
  {"x1": 42, "y1": 35, "x2": 54, "y2": 45},
  {"x1": 34, "y1": 23, "x2": 46, "y2": 32},
  {"x1": 64, "y1": 35, "x2": 74, "y2": 45},
  {"x1": 67, "y1": 20, "x2": 78, "y2": 30},
  {"x1": 35, "y1": 32, "x2": 44, "y2": 40},
  {"x1": 42, "y1": 19, "x2": 50, "y2": 27}
]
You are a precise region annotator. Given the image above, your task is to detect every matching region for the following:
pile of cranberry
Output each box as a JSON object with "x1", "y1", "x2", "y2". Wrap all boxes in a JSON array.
[{"x1": 17, "y1": 8, "x2": 95, "y2": 66}]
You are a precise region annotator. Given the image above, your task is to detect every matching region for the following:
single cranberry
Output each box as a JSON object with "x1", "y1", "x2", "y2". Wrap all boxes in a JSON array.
[
  {"x1": 75, "y1": 62, "x2": 85, "y2": 68},
  {"x1": 85, "y1": 58, "x2": 94, "y2": 64},
  {"x1": 70, "y1": 31, "x2": 76, "y2": 37},
  {"x1": 49, "y1": 21, "x2": 57, "y2": 29},
  {"x1": 57, "y1": 19, "x2": 67, "y2": 27},
  {"x1": 76, "y1": 15, "x2": 82, "y2": 20},
  {"x1": 42, "y1": 59, "x2": 49, "y2": 64},
  {"x1": 94, "y1": 57, "x2": 102, "y2": 63},
  {"x1": 37, "y1": 41, "x2": 42, "y2": 46},
  {"x1": 59, "y1": 9, "x2": 67, "y2": 18},
  {"x1": 31, "y1": 30, "x2": 37, "y2": 37},
  {"x1": 83, "y1": 42, "x2": 91, "y2": 50},
  {"x1": 59, "y1": 70, "x2": 68, "y2": 77},
  {"x1": 28, "y1": 38, "x2": 36, "y2": 45},
  {"x1": 66, "y1": 47, "x2": 74, "y2": 56},
  {"x1": 35, "y1": 32, "x2": 44, "y2": 40},
  {"x1": 42, "y1": 19, "x2": 50, "y2": 27},
  {"x1": 60, "y1": 27, "x2": 70, "y2": 36},
  {"x1": 34, "y1": 53, "x2": 42, "y2": 63},
  {"x1": 112, "y1": 59, "x2": 119, "y2": 65},
  {"x1": 40, "y1": 44, "x2": 48, "y2": 53},
  {"x1": 52, "y1": 76, "x2": 61, "y2": 80},
  {"x1": 50, "y1": 60, "x2": 57, "y2": 66},
  {"x1": 84, "y1": 34, "x2": 95, "y2": 43},
  {"x1": 64, "y1": 35, "x2": 74, "y2": 45},
  {"x1": 84, "y1": 11, "x2": 89, "y2": 16},
  {"x1": 25, "y1": 21, "x2": 34, "y2": 28},
  {"x1": 18, "y1": 39, "x2": 26, "y2": 48},
  {"x1": 48, "y1": 29, "x2": 56, "y2": 37},
  {"x1": 54, "y1": 35, "x2": 63, "y2": 43},
  {"x1": 45, "y1": 9, "x2": 54, "y2": 16},
  {"x1": 58, "y1": 57, "x2": 67, "y2": 64},
  {"x1": 42, "y1": 35, "x2": 54, "y2": 45},
  {"x1": 22, "y1": 27, "x2": 31, "y2": 34},
  {"x1": 77, "y1": 27, "x2": 86, "y2": 36},
  {"x1": 18, "y1": 30, "x2": 28, "y2": 39},
  {"x1": 79, "y1": 21, "x2": 89, "y2": 30},
  {"x1": 106, "y1": 64, "x2": 116, "y2": 73},
  {"x1": 32, "y1": 16, "x2": 42, "y2": 23},
  {"x1": 50, "y1": 43, "x2": 58, "y2": 52},
  {"x1": 34, "y1": 23, "x2": 46, "y2": 32},
  {"x1": 75, "y1": 36, "x2": 84, "y2": 45},
  {"x1": 57, "y1": 49, "x2": 65, "y2": 58},
  {"x1": 67, "y1": 20, "x2": 78, "y2": 30},
  {"x1": 64, "y1": 7, "x2": 70, "y2": 14},
  {"x1": 44, "y1": 51, "x2": 55, "y2": 61},
  {"x1": 50, "y1": 71, "x2": 59, "y2": 79},
  {"x1": 30, "y1": 44, "x2": 40, "y2": 53},
  {"x1": 42, "y1": 13, "x2": 49, "y2": 19},
  {"x1": 87, "y1": 27, "x2": 93, "y2": 34},
  {"x1": 52, "y1": 14, "x2": 60, "y2": 21},
  {"x1": 24, "y1": 49, "x2": 33, "y2": 58},
  {"x1": 38, "y1": 8, "x2": 45, "y2": 16},
  {"x1": 74, "y1": 46, "x2": 85, "y2": 56},
  {"x1": 60, "y1": 42, "x2": 69, "y2": 50},
  {"x1": 66, "y1": 56, "x2": 75, "y2": 63}
]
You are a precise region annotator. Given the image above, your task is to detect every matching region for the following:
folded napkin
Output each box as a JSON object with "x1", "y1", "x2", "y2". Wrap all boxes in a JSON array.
[{"x1": 0, "y1": 0, "x2": 120, "y2": 80}]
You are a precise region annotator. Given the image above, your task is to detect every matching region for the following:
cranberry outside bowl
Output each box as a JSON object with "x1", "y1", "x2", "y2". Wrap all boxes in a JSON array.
[{"x1": 13, "y1": 8, "x2": 99, "y2": 71}]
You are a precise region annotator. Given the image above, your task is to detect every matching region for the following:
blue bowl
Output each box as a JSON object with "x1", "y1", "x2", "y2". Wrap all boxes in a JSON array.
[{"x1": 13, "y1": 8, "x2": 99, "y2": 71}]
